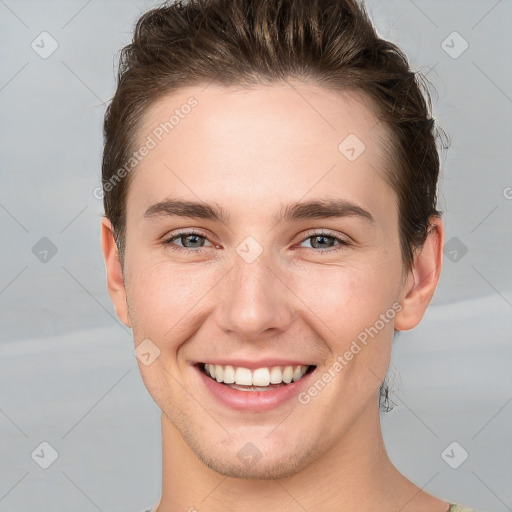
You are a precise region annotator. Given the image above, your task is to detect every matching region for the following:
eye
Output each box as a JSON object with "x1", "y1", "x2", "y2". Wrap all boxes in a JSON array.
[
  {"x1": 162, "y1": 230, "x2": 214, "y2": 253},
  {"x1": 161, "y1": 229, "x2": 351, "y2": 255},
  {"x1": 298, "y1": 230, "x2": 350, "y2": 253}
]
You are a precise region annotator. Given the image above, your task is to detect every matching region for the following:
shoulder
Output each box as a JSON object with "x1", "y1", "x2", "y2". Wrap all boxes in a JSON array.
[{"x1": 449, "y1": 504, "x2": 481, "y2": 512}]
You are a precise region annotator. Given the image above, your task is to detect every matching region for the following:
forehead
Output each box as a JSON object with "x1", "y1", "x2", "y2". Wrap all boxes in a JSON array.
[
  {"x1": 137, "y1": 81, "x2": 386, "y2": 153},
  {"x1": 127, "y1": 81, "x2": 396, "y2": 229}
]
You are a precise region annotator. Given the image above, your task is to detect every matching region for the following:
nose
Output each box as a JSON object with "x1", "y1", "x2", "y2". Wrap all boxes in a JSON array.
[{"x1": 214, "y1": 247, "x2": 294, "y2": 342}]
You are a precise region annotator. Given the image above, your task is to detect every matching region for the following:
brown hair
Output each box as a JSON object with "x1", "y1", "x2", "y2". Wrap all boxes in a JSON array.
[{"x1": 101, "y1": 0, "x2": 448, "y2": 410}]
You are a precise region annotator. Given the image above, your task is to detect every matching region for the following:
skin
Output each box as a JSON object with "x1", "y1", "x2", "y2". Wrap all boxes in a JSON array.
[{"x1": 101, "y1": 81, "x2": 446, "y2": 511}]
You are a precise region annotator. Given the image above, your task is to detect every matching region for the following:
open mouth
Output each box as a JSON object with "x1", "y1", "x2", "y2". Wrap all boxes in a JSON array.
[{"x1": 198, "y1": 362, "x2": 316, "y2": 392}]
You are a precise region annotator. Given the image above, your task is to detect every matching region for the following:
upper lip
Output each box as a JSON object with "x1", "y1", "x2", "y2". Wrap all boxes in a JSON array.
[{"x1": 195, "y1": 359, "x2": 315, "y2": 369}]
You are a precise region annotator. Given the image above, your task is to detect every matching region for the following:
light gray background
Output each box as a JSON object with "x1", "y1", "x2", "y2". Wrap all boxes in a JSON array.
[{"x1": 0, "y1": 0, "x2": 511, "y2": 511}]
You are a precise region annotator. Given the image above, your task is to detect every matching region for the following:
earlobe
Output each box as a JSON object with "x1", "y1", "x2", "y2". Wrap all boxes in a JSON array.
[
  {"x1": 100, "y1": 217, "x2": 132, "y2": 328},
  {"x1": 394, "y1": 216, "x2": 444, "y2": 331}
]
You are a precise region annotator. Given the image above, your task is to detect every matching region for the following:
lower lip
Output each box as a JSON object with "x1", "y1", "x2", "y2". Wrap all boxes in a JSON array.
[{"x1": 195, "y1": 364, "x2": 316, "y2": 412}]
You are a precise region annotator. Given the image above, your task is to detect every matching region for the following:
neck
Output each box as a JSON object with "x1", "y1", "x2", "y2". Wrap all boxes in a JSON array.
[{"x1": 156, "y1": 400, "x2": 419, "y2": 511}]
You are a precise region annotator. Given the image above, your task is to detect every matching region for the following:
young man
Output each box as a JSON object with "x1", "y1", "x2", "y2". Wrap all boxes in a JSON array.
[{"x1": 100, "y1": 1, "x2": 479, "y2": 510}]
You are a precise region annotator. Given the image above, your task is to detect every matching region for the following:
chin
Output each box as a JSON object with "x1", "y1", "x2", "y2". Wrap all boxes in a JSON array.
[
  {"x1": 180, "y1": 425, "x2": 318, "y2": 480},
  {"x1": 197, "y1": 449, "x2": 315, "y2": 480}
]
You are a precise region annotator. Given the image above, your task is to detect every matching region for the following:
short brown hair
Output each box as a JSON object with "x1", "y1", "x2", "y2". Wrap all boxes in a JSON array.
[{"x1": 101, "y1": 0, "x2": 448, "y2": 410}]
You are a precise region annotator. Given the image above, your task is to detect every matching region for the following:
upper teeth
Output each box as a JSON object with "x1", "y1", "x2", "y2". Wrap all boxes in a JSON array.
[{"x1": 204, "y1": 364, "x2": 309, "y2": 386}]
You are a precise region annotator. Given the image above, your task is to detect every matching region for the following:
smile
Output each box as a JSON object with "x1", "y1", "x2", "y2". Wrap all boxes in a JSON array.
[
  {"x1": 202, "y1": 363, "x2": 313, "y2": 390},
  {"x1": 195, "y1": 362, "x2": 317, "y2": 412}
]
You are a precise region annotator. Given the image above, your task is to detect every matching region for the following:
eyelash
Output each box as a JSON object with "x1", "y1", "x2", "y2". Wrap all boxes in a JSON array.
[{"x1": 162, "y1": 229, "x2": 351, "y2": 255}]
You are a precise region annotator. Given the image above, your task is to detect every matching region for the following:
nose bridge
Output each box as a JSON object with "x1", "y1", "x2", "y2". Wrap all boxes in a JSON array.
[{"x1": 215, "y1": 242, "x2": 292, "y2": 338}]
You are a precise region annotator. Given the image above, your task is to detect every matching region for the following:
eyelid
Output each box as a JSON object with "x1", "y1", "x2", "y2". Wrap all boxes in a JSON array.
[
  {"x1": 298, "y1": 229, "x2": 351, "y2": 244},
  {"x1": 295, "y1": 229, "x2": 352, "y2": 254},
  {"x1": 162, "y1": 228, "x2": 216, "y2": 247}
]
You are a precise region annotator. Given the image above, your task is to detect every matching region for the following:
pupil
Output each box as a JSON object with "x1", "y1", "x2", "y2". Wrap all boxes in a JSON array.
[
  {"x1": 185, "y1": 234, "x2": 202, "y2": 247},
  {"x1": 313, "y1": 235, "x2": 332, "y2": 248}
]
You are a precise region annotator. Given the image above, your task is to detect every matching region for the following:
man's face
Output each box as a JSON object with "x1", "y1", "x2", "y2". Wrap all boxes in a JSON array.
[{"x1": 120, "y1": 82, "x2": 408, "y2": 478}]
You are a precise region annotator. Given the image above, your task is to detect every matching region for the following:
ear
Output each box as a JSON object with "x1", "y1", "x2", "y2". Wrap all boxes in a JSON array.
[
  {"x1": 394, "y1": 216, "x2": 444, "y2": 331},
  {"x1": 100, "y1": 217, "x2": 131, "y2": 328}
]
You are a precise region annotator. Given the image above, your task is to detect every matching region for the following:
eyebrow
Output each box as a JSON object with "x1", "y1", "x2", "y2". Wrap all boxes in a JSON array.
[{"x1": 143, "y1": 198, "x2": 375, "y2": 225}]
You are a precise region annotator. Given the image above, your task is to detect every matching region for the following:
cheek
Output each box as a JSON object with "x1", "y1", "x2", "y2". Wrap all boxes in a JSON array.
[
  {"x1": 291, "y1": 262, "x2": 398, "y2": 398},
  {"x1": 289, "y1": 258, "x2": 401, "y2": 336},
  {"x1": 125, "y1": 257, "x2": 213, "y2": 339},
  {"x1": 286, "y1": 255, "x2": 401, "y2": 392},
  {"x1": 123, "y1": 255, "x2": 214, "y2": 403},
  {"x1": 125, "y1": 260, "x2": 217, "y2": 403}
]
